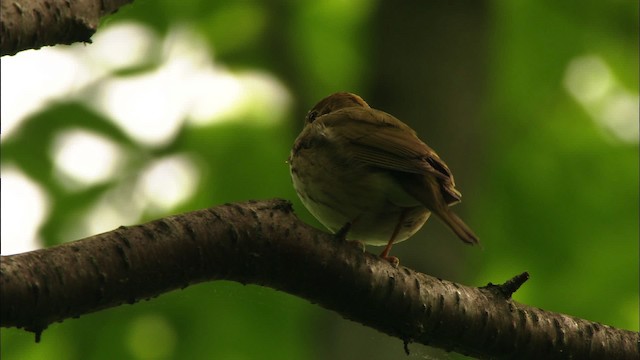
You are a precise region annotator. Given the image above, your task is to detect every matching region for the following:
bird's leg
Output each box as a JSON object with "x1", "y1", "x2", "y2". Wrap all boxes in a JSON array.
[
  {"x1": 335, "y1": 216, "x2": 365, "y2": 252},
  {"x1": 334, "y1": 222, "x2": 352, "y2": 241},
  {"x1": 379, "y1": 209, "x2": 409, "y2": 266}
]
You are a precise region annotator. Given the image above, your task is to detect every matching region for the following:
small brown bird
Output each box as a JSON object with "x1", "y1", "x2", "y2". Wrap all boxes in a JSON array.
[{"x1": 289, "y1": 92, "x2": 479, "y2": 262}]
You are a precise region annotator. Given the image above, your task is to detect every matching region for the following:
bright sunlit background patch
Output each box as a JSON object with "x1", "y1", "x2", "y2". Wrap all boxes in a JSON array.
[
  {"x1": 564, "y1": 55, "x2": 639, "y2": 144},
  {"x1": 88, "y1": 25, "x2": 291, "y2": 146},
  {"x1": 0, "y1": 21, "x2": 291, "y2": 255},
  {"x1": 136, "y1": 154, "x2": 201, "y2": 214},
  {"x1": 0, "y1": 167, "x2": 50, "y2": 255},
  {"x1": 0, "y1": 50, "x2": 94, "y2": 139},
  {"x1": 85, "y1": 22, "x2": 158, "y2": 72},
  {"x1": 51, "y1": 128, "x2": 124, "y2": 189}
]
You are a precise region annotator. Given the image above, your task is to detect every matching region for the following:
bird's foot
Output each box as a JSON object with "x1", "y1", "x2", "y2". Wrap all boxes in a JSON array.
[
  {"x1": 334, "y1": 222, "x2": 352, "y2": 241},
  {"x1": 380, "y1": 255, "x2": 400, "y2": 267},
  {"x1": 379, "y1": 241, "x2": 399, "y2": 266},
  {"x1": 333, "y1": 223, "x2": 365, "y2": 252}
]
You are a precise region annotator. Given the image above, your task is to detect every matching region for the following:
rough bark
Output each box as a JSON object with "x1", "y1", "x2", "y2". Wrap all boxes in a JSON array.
[
  {"x1": 0, "y1": 199, "x2": 637, "y2": 359},
  {"x1": 0, "y1": 0, "x2": 133, "y2": 56}
]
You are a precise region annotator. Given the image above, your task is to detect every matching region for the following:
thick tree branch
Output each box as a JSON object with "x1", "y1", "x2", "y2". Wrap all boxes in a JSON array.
[
  {"x1": 0, "y1": 199, "x2": 637, "y2": 359},
  {"x1": 0, "y1": 0, "x2": 133, "y2": 56}
]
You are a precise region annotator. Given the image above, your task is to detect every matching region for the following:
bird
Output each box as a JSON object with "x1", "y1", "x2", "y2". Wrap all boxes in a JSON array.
[{"x1": 288, "y1": 92, "x2": 479, "y2": 263}]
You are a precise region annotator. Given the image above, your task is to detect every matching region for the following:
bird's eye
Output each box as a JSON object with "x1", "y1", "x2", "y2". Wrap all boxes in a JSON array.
[{"x1": 306, "y1": 110, "x2": 319, "y2": 123}]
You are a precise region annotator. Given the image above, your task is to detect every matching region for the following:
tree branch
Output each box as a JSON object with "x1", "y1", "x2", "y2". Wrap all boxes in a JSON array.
[
  {"x1": 0, "y1": 0, "x2": 133, "y2": 56},
  {"x1": 0, "y1": 199, "x2": 637, "y2": 359}
]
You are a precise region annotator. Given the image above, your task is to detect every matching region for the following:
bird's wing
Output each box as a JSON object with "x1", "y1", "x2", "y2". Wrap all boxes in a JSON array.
[
  {"x1": 316, "y1": 107, "x2": 462, "y2": 203},
  {"x1": 317, "y1": 108, "x2": 449, "y2": 175}
]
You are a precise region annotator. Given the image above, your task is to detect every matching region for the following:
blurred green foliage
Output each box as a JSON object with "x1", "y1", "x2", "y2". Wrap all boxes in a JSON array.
[{"x1": 1, "y1": 1, "x2": 637, "y2": 359}]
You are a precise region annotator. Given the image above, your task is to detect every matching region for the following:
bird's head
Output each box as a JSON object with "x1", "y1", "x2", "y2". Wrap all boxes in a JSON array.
[{"x1": 305, "y1": 92, "x2": 370, "y2": 124}]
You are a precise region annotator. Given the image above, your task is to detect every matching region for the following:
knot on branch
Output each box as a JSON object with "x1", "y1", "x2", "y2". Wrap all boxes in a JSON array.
[{"x1": 481, "y1": 271, "x2": 530, "y2": 299}]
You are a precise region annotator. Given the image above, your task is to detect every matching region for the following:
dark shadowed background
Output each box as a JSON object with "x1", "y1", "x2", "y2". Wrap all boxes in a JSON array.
[{"x1": 1, "y1": 1, "x2": 637, "y2": 359}]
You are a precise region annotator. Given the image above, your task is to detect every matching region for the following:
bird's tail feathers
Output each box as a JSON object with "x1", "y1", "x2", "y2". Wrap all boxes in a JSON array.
[{"x1": 434, "y1": 209, "x2": 480, "y2": 246}]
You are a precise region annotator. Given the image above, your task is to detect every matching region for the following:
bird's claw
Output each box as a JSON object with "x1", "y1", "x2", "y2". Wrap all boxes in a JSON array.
[
  {"x1": 334, "y1": 222, "x2": 352, "y2": 242},
  {"x1": 382, "y1": 255, "x2": 400, "y2": 267}
]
